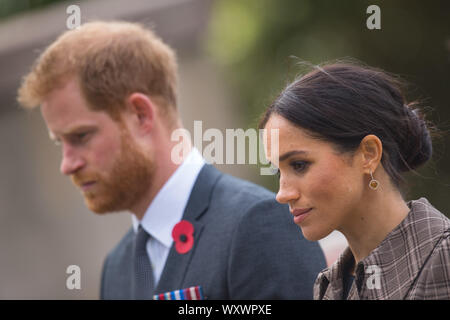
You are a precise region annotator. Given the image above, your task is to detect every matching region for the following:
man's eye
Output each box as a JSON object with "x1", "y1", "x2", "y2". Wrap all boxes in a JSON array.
[{"x1": 71, "y1": 132, "x2": 91, "y2": 144}]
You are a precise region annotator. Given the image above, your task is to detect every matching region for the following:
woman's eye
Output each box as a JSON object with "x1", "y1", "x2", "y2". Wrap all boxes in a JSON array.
[{"x1": 291, "y1": 161, "x2": 309, "y2": 173}]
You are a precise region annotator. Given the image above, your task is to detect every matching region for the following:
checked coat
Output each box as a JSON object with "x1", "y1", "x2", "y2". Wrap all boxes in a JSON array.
[{"x1": 314, "y1": 198, "x2": 450, "y2": 300}]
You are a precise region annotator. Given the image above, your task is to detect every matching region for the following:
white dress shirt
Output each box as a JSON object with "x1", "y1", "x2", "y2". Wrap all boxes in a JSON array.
[{"x1": 131, "y1": 148, "x2": 205, "y2": 286}]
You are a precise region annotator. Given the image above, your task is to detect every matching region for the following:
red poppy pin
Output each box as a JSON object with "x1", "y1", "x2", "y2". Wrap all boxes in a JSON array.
[{"x1": 172, "y1": 220, "x2": 194, "y2": 254}]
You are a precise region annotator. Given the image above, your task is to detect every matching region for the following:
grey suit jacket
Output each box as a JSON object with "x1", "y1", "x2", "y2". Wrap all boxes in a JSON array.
[{"x1": 101, "y1": 164, "x2": 326, "y2": 299}]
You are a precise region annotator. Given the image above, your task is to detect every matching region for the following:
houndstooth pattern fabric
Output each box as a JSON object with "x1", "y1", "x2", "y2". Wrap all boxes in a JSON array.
[
  {"x1": 132, "y1": 225, "x2": 154, "y2": 299},
  {"x1": 314, "y1": 198, "x2": 450, "y2": 300}
]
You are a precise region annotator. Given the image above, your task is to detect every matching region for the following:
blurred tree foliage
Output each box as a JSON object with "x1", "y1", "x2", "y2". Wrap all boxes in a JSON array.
[
  {"x1": 0, "y1": 0, "x2": 68, "y2": 20},
  {"x1": 207, "y1": 0, "x2": 450, "y2": 214}
]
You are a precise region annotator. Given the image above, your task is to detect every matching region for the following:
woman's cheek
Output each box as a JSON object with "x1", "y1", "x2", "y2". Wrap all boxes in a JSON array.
[{"x1": 307, "y1": 168, "x2": 336, "y2": 202}]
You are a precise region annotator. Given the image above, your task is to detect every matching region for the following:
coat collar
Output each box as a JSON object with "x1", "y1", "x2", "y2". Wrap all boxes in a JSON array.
[
  {"x1": 155, "y1": 165, "x2": 222, "y2": 295},
  {"x1": 315, "y1": 198, "x2": 448, "y2": 300}
]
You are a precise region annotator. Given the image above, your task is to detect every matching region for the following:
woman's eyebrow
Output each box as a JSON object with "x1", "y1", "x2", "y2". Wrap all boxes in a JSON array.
[{"x1": 279, "y1": 150, "x2": 308, "y2": 162}]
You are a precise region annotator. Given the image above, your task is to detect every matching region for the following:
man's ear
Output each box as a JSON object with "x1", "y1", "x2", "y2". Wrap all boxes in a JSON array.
[
  {"x1": 358, "y1": 134, "x2": 383, "y2": 173},
  {"x1": 125, "y1": 93, "x2": 155, "y2": 133}
]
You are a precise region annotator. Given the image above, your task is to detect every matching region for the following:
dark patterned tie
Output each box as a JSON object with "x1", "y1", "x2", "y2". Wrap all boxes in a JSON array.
[{"x1": 133, "y1": 225, "x2": 154, "y2": 299}]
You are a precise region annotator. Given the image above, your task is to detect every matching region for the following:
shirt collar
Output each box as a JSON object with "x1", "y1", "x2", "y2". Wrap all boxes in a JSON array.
[{"x1": 131, "y1": 148, "x2": 205, "y2": 247}]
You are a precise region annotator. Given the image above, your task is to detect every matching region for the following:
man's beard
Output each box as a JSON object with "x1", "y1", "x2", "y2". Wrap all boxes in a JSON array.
[{"x1": 72, "y1": 131, "x2": 155, "y2": 214}]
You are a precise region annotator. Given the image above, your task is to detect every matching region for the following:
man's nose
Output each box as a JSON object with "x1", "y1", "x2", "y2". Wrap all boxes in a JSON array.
[{"x1": 60, "y1": 145, "x2": 85, "y2": 175}]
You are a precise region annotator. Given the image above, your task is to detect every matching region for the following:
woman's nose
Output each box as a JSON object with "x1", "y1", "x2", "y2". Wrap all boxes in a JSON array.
[{"x1": 276, "y1": 178, "x2": 299, "y2": 204}]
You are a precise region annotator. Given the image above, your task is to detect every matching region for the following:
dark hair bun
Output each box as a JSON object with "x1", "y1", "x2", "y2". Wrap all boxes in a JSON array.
[
  {"x1": 398, "y1": 107, "x2": 433, "y2": 172},
  {"x1": 258, "y1": 62, "x2": 436, "y2": 188}
]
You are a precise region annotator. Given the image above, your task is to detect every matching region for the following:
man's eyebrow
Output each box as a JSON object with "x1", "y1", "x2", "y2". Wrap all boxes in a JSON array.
[
  {"x1": 279, "y1": 150, "x2": 308, "y2": 162},
  {"x1": 48, "y1": 125, "x2": 97, "y2": 141}
]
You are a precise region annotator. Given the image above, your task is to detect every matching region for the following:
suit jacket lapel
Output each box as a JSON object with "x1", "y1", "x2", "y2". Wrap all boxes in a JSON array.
[{"x1": 155, "y1": 165, "x2": 222, "y2": 295}]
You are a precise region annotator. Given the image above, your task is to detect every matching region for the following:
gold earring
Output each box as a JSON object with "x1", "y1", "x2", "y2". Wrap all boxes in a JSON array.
[{"x1": 369, "y1": 171, "x2": 379, "y2": 190}]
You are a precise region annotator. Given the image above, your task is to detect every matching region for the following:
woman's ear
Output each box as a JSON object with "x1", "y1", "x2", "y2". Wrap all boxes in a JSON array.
[{"x1": 359, "y1": 134, "x2": 383, "y2": 173}]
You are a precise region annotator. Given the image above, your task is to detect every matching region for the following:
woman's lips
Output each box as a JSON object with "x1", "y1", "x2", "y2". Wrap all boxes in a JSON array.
[{"x1": 291, "y1": 208, "x2": 313, "y2": 224}]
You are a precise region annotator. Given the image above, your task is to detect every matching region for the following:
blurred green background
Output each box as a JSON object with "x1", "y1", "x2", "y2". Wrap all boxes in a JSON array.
[
  {"x1": 0, "y1": 0, "x2": 63, "y2": 18},
  {"x1": 2, "y1": 0, "x2": 448, "y2": 215},
  {"x1": 0, "y1": 0, "x2": 448, "y2": 299},
  {"x1": 206, "y1": 0, "x2": 450, "y2": 216},
  {"x1": 2, "y1": 0, "x2": 449, "y2": 214}
]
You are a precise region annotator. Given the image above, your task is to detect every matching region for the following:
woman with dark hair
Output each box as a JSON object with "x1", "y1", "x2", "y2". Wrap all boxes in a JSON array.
[{"x1": 259, "y1": 62, "x2": 449, "y2": 300}]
